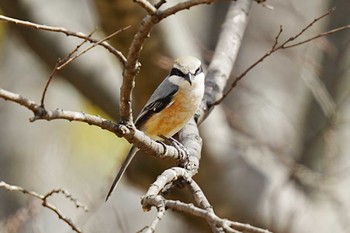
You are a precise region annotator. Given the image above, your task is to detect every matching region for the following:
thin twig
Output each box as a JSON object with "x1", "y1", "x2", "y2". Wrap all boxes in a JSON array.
[
  {"x1": 0, "y1": 181, "x2": 85, "y2": 233},
  {"x1": 283, "y1": 7, "x2": 336, "y2": 45},
  {"x1": 0, "y1": 14, "x2": 127, "y2": 66},
  {"x1": 41, "y1": 30, "x2": 97, "y2": 106},
  {"x1": 283, "y1": 24, "x2": 350, "y2": 49},
  {"x1": 43, "y1": 189, "x2": 88, "y2": 211},
  {"x1": 213, "y1": 7, "x2": 350, "y2": 106},
  {"x1": 56, "y1": 26, "x2": 131, "y2": 71},
  {"x1": 40, "y1": 26, "x2": 130, "y2": 107},
  {"x1": 41, "y1": 62, "x2": 60, "y2": 107}
]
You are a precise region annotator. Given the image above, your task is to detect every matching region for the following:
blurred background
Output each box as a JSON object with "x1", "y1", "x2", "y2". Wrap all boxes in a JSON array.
[{"x1": 0, "y1": 0, "x2": 350, "y2": 232}]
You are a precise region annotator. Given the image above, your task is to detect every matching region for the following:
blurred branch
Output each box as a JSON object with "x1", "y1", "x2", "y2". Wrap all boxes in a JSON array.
[
  {"x1": 0, "y1": 181, "x2": 86, "y2": 233},
  {"x1": 214, "y1": 7, "x2": 350, "y2": 105},
  {"x1": 1, "y1": 0, "x2": 272, "y2": 232},
  {"x1": 121, "y1": 0, "x2": 267, "y2": 121},
  {"x1": 0, "y1": 15, "x2": 127, "y2": 66},
  {"x1": 0, "y1": 0, "x2": 121, "y2": 119},
  {"x1": 197, "y1": 0, "x2": 253, "y2": 124},
  {"x1": 134, "y1": 0, "x2": 157, "y2": 14}
]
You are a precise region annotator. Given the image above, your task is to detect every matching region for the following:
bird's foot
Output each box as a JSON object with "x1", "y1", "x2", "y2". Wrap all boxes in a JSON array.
[{"x1": 159, "y1": 135, "x2": 189, "y2": 158}]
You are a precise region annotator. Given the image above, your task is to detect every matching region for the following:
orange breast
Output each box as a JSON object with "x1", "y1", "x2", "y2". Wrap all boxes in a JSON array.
[{"x1": 140, "y1": 89, "x2": 199, "y2": 140}]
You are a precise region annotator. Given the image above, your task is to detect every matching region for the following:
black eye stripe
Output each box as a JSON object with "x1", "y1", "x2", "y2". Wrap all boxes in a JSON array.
[
  {"x1": 170, "y1": 66, "x2": 202, "y2": 77},
  {"x1": 170, "y1": 68, "x2": 185, "y2": 77},
  {"x1": 195, "y1": 66, "x2": 203, "y2": 75}
]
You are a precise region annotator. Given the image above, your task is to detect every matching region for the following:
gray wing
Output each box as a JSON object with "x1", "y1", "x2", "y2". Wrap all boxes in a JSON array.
[{"x1": 135, "y1": 77, "x2": 178, "y2": 129}]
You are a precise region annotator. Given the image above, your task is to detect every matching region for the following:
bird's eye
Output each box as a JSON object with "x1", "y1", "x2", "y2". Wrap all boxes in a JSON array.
[
  {"x1": 170, "y1": 68, "x2": 185, "y2": 77},
  {"x1": 194, "y1": 66, "x2": 203, "y2": 75}
]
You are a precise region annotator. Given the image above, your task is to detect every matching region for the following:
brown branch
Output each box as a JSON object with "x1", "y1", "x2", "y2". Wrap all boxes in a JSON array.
[
  {"x1": 120, "y1": 0, "x2": 219, "y2": 122},
  {"x1": 0, "y1": 14, "x2": 127, "y2": 66},
  {"x1": 0, "y1": 88, "x2": 188, "y2": 163},
  {"x1": 134, "y1": 0, "x2": 157, "y2": 14},
  {"x1": 164, "y1": 198, "x2": 272, "y2": 233},
  {"x1": 41, "y1": 30, "x2": 97, "y2": 106},
  {"x1": 56, "y1": 26, "x2": 131, "y2": 71},
  {"x1": 283, "y1": 23, "x2": 350, "y2": 49},
  {"x1": 283, "y1": 7, "x2": 336, "y2": 45},
  {"x1": 213, "y1": 7, "x2": 350, "y2": 105},
  {"x1": 0, "y1": 181, "x2": 86, "y2": 233},
  {"x1": 40, "y1": 26, "x2": 131, "y2": 107},
  {"x1": 142, "y1": 177, "x2": 272, "y2": 233}
]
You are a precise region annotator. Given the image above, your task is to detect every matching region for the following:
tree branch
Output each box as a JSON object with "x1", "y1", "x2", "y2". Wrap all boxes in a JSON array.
[
  {"x1": 213, "y1": 7, "x2": 350, "y2": 106},
  {"x1": 196, "y1": 0, "x2": 253, "y2": 124},
  {"x1": 141, "y1": 176, "x2": 272, "y2": 233},
  {"x1": 40, "y1": 26, "x2": 130, "y2": 107},
  {"x1": 0, "y1": 15, "x2": 127, "y2": 66},
  {"x1": 0, "y1": 181, "x2": 86, "y2": 233},
  {"x1": 0, "y1": 88, "x2": 189, "y2": 164},
  {"x1": 120, "y1": 0, "x2": 220, "y2": 122}
]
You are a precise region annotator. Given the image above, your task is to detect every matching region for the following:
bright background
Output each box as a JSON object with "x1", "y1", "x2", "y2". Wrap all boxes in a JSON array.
[{"x1": 1, "y1": 0, "x2": 350, "y2": 233}]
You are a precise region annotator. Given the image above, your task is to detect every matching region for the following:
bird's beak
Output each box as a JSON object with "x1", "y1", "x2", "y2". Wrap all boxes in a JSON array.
[{"x1": 185, "y1": 73, "x2": 193, "y2": 85}]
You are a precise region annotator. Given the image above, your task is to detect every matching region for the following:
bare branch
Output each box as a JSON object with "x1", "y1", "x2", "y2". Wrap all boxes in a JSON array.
[
  {"x1": 41, "y1": 29, "x2": 97, "y2": 106},
  {"x1": 166, "y1": 198, "x2": 272, "y2": 233},
  {"x1": 57, "y1": 26, "x2": 131, "y2": 71},
  {"x1": 142, "y1": 168, "x2": 272, "y2": 233},
  {"x1": 197, "y1": 0, "x2": 253, "y2": 124},
  {"x1": 43, "y1": 189, "x2": 88, "y2": 211},
  {"x1": 134, "y1": 0, "x2": 157, "y2": 14},
  {"x1": 120, "y1": 0, "x2": 219, "y2": 122},
  {"x1": 154, "y1": 0, "x2": 167, "y2": 9},
  {"x1": 282, "y1": 7, "x2": 336, "y2": 45},
  {"x1": 142, "y1": 195, "x2": 272, "y2": 233},
  {"x1": 213, "y1": 7, "x2": 350, "y2": 105},
  {"x1": 0, "y1": 181, "x2": 85, "y2": 233},
  {"x1": 283, "y1": 24, "x2": 350, "y2": 49},
  {"x1": 141, "y1": 202, "x2": 166, "y2": 233},
  {"x1": 0, "y1": 14, "x2": 127, "y2": 66},
  {"x1": 40, "y1": 26, "x2": 131, "y2": 107},
  {"x1": 0, "y1": 88, "x2": 188, "y2": 164}
]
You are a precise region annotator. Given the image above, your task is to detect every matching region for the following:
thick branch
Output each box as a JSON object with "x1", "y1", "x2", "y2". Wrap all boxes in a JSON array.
[
  {"x1": 120, "y1": 0, "x2": 219, "y2": 122},
  {"x1": 0, "y1": 88, "x2": 188, "y2": 163},
  {"x1": 197, "y1": 0, "x2": 253, "y2": 124},
  {"x1": 142, "y1": 177, "x2": 272, "y2": 233}
]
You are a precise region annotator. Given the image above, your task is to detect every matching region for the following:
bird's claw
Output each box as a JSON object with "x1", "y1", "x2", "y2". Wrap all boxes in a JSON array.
[{"x1": 159, "y1": 135, "x2": 189, "y2": 158}]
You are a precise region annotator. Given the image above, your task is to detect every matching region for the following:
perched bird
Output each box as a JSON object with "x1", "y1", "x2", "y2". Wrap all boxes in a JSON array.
[{"x1": 106, "y1": 56, "x2": 205, "y2": 201}]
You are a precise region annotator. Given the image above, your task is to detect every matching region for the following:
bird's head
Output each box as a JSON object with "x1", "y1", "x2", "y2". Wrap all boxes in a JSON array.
[{"x1": 169, "y1": 56, "x2": 204, "y2": 86}]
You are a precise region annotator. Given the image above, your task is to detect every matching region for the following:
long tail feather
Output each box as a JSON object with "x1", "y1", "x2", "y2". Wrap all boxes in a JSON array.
[{"x1": 105, "y1": 145, "x2": 138, "y2": 201}]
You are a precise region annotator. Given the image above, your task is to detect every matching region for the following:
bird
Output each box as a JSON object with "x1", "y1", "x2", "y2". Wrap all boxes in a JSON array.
[{"x1": 105, "y1": 56, "x2": 205, "y2": 201}]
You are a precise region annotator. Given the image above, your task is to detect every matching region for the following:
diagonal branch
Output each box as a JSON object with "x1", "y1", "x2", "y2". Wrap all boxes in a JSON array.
[
  {"x1": 40, "y1": 26, "x2": 131, "y2": 107},
  {"x1": 212, "y1": 7, "x2": 350, "y2": 106},
  {"x1": 0, "y1": 181, "x2": 86, "y2": 233},
  {"x1": 0, "y1": 15, "x2": 127, "y2": 66}
]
